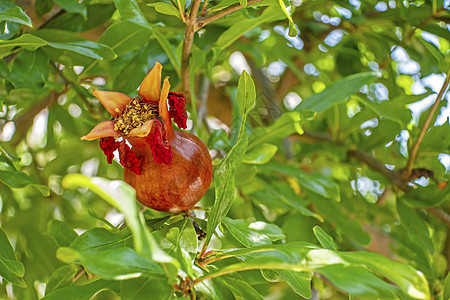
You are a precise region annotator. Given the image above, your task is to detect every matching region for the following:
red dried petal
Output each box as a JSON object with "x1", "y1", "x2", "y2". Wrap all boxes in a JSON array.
[
  {"x1": 168, "y1": 91, "x2": 187, "y2": 130},
  {"x1": 145, "y1": 121, "x2": 173, "y2": 165},
  {"x1": 99, "y1": 137, "x2": 119, "y2": 164},
  {"x1": 118, "y1": 141, "x2": 141, "y2": 175}
]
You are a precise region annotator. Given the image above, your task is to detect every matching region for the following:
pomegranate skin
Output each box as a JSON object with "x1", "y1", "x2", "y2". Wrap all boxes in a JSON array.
[{"x1": 124, "y1": 131, "x2": 213, "y2": 212}]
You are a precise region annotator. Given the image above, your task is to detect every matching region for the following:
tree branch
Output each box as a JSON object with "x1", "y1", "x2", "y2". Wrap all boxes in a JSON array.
[
  {"x1": 195, "y1": 0, "x2": 262, "y2": 31},
  {"x1": 181, "y1": 0, "x2": 202, "y2": 112},
  {"x1": 404, "y1": 71, "x2": 450, "y2": 176}
]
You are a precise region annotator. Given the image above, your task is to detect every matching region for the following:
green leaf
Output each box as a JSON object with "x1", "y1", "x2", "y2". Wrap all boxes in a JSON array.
[
  {"x1": 277, "y1": 270, "x2": 312, "y2": 298},
  {"x1": 313, "y1": 226, "x2": 337, "y2": 250},
  {"x1": 46, "y1": 220, "x2": 78, "y2": 247},
  {"x1": 53, "y1": 0, "x2": 87, "y2": 19},
  {"x1": 31, "y1": 29, "x2": 117, "y2": 60},
  {"x1": 311, "y1": 194, "x2": 371, "y2": 246},
  {"x1": 121, "y1": 277, "x2": 173, "y2": 300},
  {"x1": 113, "y1": 0, "x2": 180, "y2": 74},
  {"x1": 113, "y1": 0, "x2": 151, "y2": 29},
  {"x1": 223, "y1": 217, "x2": 273, "y2": 247},
  {"x1": 177, "y1": 247, "x2": 194, "y2": 278},
  {"x1": 216, "y1": 276, "x2": 264, "y2": 300},
  {"x1": 42, "y1": 279, "x2": 119, "y2": 300},
  {"x1": 148, "y1": 3, "x2": 181, "y2": 19},
  {"x1": 0, "y1": 2, "x2": 32, "y2": 27},
  {"x1": 296, "y1": 72, "x2": 379, "y2": 113},
  {"x1": 444, "y1": 272, "x2": 450, "y2": 300},
  {"x1": 243, "y1": 143, "x2": 278, "y2": 164},
  {"x1": 339, "y1": 251, "x2": 430, "y2": 299},
  {"x1": 57, "y1": 247, "x2": 164, "y2": 279},
  {"x1": 69, "y1": 228, "x2": 131, "y2": 253},
  {"x1": 277, "y1": 0, "x2": 298, "y2": 37},
  {"x1": 205, "y1": 72, "x2": 256, "y2": 246},
  {"x1": 248, "y1": 112, "x2": 302, "y2": 151},
  {"x1": 199, "y1": 242, "x2": 428, "y2": 299},
  {"x1": 45, "y1": 265, "x2": 78, "y2": 294},
  {"x1": 236, "y1": 70, "x2": 256, "y2": 115},
  {"x1": 261, "y1": 163, "x2": 340, "y2": 201},
  {"x1": 318, "y1": 265, "x2": 397, "y2": 299},
  {"x1": 98, "y1": 20, "x2": 151, "y2": 56},
  {"x1": 397, "y1": 200, "x2": 434, "y2": 253},
  {"x1": 215, "y1": 5, "x2": 285, "y2": 50},
  {"x1": 403, "y1": 184, "x2": 450, "y2": 208},
  {"x1": 0, "y1": 227, "x2": 26, "y2": 287},
  {"x1": 34, "y1": 0, "x2": 53, "y2": 19},
  {"x1": 0, "y1": 34, "x2": 47, "y2": 55},
  {"x1": 0, "y1": 155, "x2": 50, "y2": 196},
  {"x1": 61, "y1": 175, "x2": 176, "y2": 266}
]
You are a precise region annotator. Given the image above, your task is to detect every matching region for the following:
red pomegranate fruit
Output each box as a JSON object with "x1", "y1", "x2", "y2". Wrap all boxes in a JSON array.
[{"x1": 81, "y1": 62, "x2": 213, "y2": 212}]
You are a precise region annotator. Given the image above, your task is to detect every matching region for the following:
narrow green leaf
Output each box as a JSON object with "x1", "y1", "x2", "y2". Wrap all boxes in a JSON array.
[
  {"x1": 277, "y1": 270, "x2": 312, "y2": 298},
  {"x1": 121, "y1": 277, "x2": 174, "y2": 300},
  {"x1": 444, "y1": 272, "x2": 450, "y2": 300},
  {"x1": 0, "y1": 34, "x2": 47, "y2": 53},
  {"x1": 296, "y1": 72, "x2": 379, "y2": 112},
  {"x1": 205, "y1": 72, "x2": 256, "y2": 246},
  {"x1": 0, "y1": 155, "x2": 50, "y2": 196},
  {"x1": 397, "y1": 200, "x2": 434, "y2": 253},
  {"x1": 113, "y1": 0, "x2": 180, "y2": 74},
  {"x1": 223, "y1": 218, "x2": 272, "y2": 247},
  {"x1": 113, "y1": 0, "x2": 151, "y2": 29},
  {"x1": 313, "y1": 226, "x2": 337, "y2": 250},
  {"x1": 45, "y1": 265, "x2": 78, "y2": 294},
  {"x1": 237, "y1": 71, "x2": 256, "y2": 115},
  {"x1": 215, "y1": 5, "x2": 285, "y2": 50},
  {"x1": 53, "y1": 0, "x2": 87, "y2": 19},
  {"x1": 248, "y1": 112, "x2": 302, "y2": 151},
  {"x1": 278, "y1": 0, "x2": 298, "y2": 37},
  {"x1": 198, "y1": 242, "x2": 428, "y2": 299},
  {"x1": 148, "y1": 3, "x2": 181, "y2": 19},
  {"x1": 46, "y1": 220, "x2": 78, "y2": 247},
  {"x1": 61, "y1": 175, "x2": 176, "y2": 266},
  {"x1": 318, "y1": 265, "x2": 397, "y2": 299},
  {"x1": 0, "y1": 227, "x2": 26, "y2": 287},
  {"x1": 43, "y1": 279, "x2": 119, "y2": 300},
  {"x1": 340, "y1": 251, "x2": 430, "y2": 299},
  {"x1": 69, "y1": 228, "x2": 131, "y2": 253},
  {"x1": 243, "y1": 143, "x2": 278, "y2": 164},
  {"x1": 261, "y1": 163, "x2": 340, "y2": 201},
  {"x1": 31, "y1": 29, "x2": 116, "y2": 60},
  {"x1": 216, "y1": 276, "x2": 264, "y2": 300},
  {"x1": 57, "y1": 247, "x2": 164, "y2": 279},
  {"x1": 99, "y1": 21, "x2": 151, "y2": 56},
  {"x1": 0, "y1": 2, "x2": 32, "y2": 27}
]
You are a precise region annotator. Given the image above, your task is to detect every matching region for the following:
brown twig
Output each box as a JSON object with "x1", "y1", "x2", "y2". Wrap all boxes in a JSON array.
[
  {"x1": 194, "y1": 0, "x2": 263, "y2": 31},
  {"x1": 181, "y1": 0, "x2": 202, "y2": 107},
  {"x1": 404, "y1": 71, "x2": 450, "y2": 176},
  {"x1": 73, "y1": 268, "x2": 86, "y2": 283}
]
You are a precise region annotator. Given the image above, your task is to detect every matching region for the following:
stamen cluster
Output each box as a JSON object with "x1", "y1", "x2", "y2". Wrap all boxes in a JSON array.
[{"x1": 114, "y1": 97, "x2": 158, "y2": 136}]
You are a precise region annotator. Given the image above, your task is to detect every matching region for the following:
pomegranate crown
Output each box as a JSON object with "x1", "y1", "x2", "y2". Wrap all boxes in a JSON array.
[{"x1": 81, "y1": 62, "x2": 188, "y2": 174}]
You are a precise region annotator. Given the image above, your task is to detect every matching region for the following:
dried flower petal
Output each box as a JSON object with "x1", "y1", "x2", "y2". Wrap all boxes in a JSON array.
[
  {"x1": 118, "y1": 141, "x2": 141, "y2": 175},
  {"x1": 81, "y1": 120, "x2": 121, "y2": 141},
  {"x1": 93, "y1": 90, "x2": 132, "y2": 117},
  {"x1": 168, "y1": 91, "x2": 187, "y2": 130},
  {"x1": 138, "y1": 62, "x2": 162, "y2": 103},
  {"x1": 99, "y1": 137, "x2": 119, "y2": 164},
  {"x1": 146, "y1": 120, "x2": 173, "y2": 165}
]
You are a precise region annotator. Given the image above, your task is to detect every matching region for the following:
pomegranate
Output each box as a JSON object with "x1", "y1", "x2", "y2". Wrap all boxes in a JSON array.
[{"x1": 81, "y1": 62, "x2": 213, "y2": 212}]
